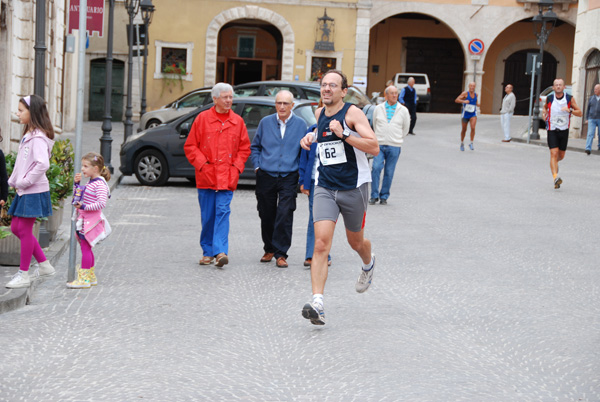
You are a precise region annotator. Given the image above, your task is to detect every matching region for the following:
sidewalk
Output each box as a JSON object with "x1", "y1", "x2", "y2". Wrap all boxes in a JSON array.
[
  {"x1": 0, "y1": 121, "x2": 128, "y2": 314},
  {"x1": 0, "y1": 114, "x2": 595, "y2": 314}
]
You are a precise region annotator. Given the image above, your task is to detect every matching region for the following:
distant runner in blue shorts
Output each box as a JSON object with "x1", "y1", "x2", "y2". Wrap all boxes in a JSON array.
[{"x1": 455, "y1": 82, "x2": 479, "y2": 151}]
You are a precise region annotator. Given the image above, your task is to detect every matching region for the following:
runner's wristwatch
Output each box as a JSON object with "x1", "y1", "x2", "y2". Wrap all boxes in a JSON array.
[{"x1": 341, "y1": 129, "x2": 350, "y2": 142}]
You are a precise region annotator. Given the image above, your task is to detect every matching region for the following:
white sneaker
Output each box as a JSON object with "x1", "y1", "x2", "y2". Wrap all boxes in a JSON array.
[
  {"x1": 6, "y1": 270, "x2": 31, "y2": 289},
  {"x1": 355, "y1": 254, "x2": 375, "y2": 293},
  {"x1": 36, "y1": 260, "x2": 55, "y2": 277},
  {"x1": 302, "y1": 301, "x2": 325, "y2": 325}
]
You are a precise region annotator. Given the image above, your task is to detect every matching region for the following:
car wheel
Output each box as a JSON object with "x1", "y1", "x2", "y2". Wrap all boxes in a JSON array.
[
  {"x1": 134, "y1": 149, "x2": 169, "y2": 186},
  {"x1": 146, "y1": 119, "x2": 162, "y2": 129}
]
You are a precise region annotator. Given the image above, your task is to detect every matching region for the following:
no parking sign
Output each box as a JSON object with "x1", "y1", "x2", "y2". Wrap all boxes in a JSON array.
[{"x1": 468, "y1": 39, "x2": 484, "y2": 55}]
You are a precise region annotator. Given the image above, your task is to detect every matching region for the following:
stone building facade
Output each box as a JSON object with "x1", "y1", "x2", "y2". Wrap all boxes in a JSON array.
[{"x1": 0, "y1": 0, "x2": 66, "y2": 153}]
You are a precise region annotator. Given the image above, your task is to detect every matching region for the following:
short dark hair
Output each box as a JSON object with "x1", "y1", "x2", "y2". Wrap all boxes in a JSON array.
[{"x1": 322, "y1": 69, "x2": 348, "y2": 90}]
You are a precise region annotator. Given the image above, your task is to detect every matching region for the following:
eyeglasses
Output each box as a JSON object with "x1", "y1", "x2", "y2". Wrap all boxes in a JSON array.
[
  {"x1": 320, "y1": 83, "x2": 338, "y2": 89},
  {"x1": 276, "y1": 102, "x2": 292, "y2": 106}
]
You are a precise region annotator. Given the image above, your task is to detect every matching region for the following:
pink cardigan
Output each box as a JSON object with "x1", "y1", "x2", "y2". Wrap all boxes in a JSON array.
[{"x1": 8, "y1": 129, "x2": 55, "y2": 196}]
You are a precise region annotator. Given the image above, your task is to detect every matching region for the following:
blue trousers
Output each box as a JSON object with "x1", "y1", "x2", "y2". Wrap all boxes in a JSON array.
[
  {"x1": 585, "y1": 119, "x2": 600, "y2": 151},
  {"x1": 198, "y1": 189, "x2": 233, "y2": 257},
  {"x1": 370, "y1": 145, "x2": 401, "y2": 200}
]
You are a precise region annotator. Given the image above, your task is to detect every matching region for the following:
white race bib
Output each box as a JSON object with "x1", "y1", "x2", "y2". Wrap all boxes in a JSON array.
[
  {"x1": 318, "y1": 140, "x2": 347, "y2": 166},
  {"x1": 464, "y1": 104, "x2": 476, "y2": 113},
  {"x1": 551, "y1": 116, "x2": 567, "y2": 126}
]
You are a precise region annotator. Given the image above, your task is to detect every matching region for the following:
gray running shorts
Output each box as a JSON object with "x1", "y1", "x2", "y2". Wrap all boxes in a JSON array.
[{"x1": 313, "y1": 183, "x2": 369, "y2": 232}]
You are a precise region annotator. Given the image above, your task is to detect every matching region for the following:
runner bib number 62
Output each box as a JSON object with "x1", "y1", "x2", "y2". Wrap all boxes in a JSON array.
[{"x1": 318, "y1": 140, "x2": 347, "y2": 166}]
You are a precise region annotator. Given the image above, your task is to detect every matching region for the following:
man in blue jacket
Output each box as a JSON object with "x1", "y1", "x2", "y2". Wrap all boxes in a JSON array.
[
  {"x1": 585, "y1": 84, "x2": 600, "y2": 155},
  {"x1": 251, "y1": 90, "x2": 307, "y2": 268}
]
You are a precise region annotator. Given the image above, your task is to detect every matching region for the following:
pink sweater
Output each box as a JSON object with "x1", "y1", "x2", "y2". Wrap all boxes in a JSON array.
[{"x1": 8, "y1": 129, "x2": 55, "y2": 196}]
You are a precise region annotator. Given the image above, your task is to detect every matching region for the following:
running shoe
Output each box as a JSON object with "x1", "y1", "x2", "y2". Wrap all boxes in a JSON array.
[
  {"x1": 302, "y1": 301, "x2": 325, "y2": 325},
  {"x1": 554, "y1": 177, "x2": 562, "y2": 189},
  {"x1": 469, "y1": 143, "x2": 474, "y2": 151},
  {"x1": 355, "y1": 254, "x2": 375, "y2": 293},
  {"x1": 460, "y1": 143, "x2": 465, "y2": 151}
]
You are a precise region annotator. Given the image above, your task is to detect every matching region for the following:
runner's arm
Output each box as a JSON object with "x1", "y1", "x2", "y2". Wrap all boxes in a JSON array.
[
  {"x1": 455, "y1": 91, "x2": 468, "y2": 104},
  {"x1": 343, "y1": 105, "x2": 379, "y2": 156},
  {"x1": 570, "y1": 98, "x2": 583, "y2": 118}
]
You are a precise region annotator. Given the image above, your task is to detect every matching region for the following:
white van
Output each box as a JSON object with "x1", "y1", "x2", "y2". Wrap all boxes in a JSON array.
[{"x1": 393, "y1": 73, "x2": 431, "y2": 112}]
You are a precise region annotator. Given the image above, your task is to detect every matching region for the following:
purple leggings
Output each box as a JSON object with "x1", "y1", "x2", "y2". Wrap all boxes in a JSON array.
[
  {"x1": 78, "y1": 236, "x2": 95, "y2": 269},
  {"x1": 11, "y1": 217, "x2": 47, "y2": 271}
]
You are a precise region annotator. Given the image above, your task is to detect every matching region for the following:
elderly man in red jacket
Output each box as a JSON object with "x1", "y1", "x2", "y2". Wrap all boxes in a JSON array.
[{"x1": 184, "y1": 82, "x2": 251, "y2": 268}]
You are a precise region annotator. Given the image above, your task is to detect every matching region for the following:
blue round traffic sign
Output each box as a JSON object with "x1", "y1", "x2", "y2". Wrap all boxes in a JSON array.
[{"x1": 469, "y1": 39, "x2": 484, "y2": 55}]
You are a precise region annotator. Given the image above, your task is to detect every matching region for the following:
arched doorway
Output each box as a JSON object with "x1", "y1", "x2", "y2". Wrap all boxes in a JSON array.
[
  {"x1": 582, "y1": 49, "x2": 600, "y2": 135},
  {"x1": 217, "y1": 20, "x2": 283, "y2": 85},
  {"x1": 367, "y1": 13, "x2": 464, "y2": 113},
  {"x1": 88, "y1": 58, "x2": 125, "y2": 121},
  {"x1": 503, "y1": 50, "x2": 557, "y2": 116}
]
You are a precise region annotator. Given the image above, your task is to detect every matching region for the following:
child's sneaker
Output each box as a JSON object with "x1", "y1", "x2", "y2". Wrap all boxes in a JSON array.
[
  {"x1": 36, "y1": 260, "x2": 55, "y2": 277},
  {"x1": 67, "y1": 269, "x2": 92, "y2": 289},
  {"x1": 6, "y1": 270, "x2": 31, "y2": 289},
  {"x1": 88, "y1": 266, "x2": 98, "y2": 286}
]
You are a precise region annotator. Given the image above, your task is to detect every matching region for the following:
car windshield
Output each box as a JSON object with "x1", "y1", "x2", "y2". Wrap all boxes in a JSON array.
[
  {"x1": 344, "y1": 87, "x2": 370, "y2": 108},
  {"x1": 234, "y1": 87, "x2": 259, "y2": 97},
  {"x1": 293, "y1": 103, "x2": 318, "y2": 127},
  {"x1": 397, "y1": 75, "x2": 427, "y2": 85},
  {"x1": 178, "y1": 92, "x2": 209, "y2": 108}
]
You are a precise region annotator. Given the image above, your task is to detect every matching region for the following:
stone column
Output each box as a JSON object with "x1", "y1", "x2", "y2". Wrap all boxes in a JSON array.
[{"x1": 353, "y1": 1, "x2": 372, "y2": 87}]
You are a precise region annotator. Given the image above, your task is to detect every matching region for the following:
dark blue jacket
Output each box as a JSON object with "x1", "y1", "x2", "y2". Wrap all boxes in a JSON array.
[
  {"x1": 299, "y1": 124, "x2": 318, "y2": 189},
  {"x1": 587, "y1": 95, "x2": 600, "y2": 120}
]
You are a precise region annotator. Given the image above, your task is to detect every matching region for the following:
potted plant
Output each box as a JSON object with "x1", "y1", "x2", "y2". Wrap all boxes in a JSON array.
[
  {"x1": 161, "y1": 62, "x2": 187, "y2": 95},
  {"x1": 44, "y1": 139, "x2": 74, "y2": 241}
]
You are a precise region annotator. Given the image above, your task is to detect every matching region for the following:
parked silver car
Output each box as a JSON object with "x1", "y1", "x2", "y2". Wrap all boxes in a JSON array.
[{"x1": 138, "y1": 87, "x2": 213, "y2": 131}]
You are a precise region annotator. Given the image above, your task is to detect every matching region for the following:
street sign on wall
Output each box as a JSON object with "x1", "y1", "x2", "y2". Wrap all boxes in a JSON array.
[
  {"x1": 468, "y1": 39, "x2": 484, "y2": 55},
  {"x1": 68, "y1": 0, "x2": 104, "y2": 37}
]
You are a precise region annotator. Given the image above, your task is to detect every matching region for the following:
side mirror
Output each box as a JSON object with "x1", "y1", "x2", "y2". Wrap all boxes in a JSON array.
[{"x1": 179, "y1": 122, "x2": 192, "y2": 137}]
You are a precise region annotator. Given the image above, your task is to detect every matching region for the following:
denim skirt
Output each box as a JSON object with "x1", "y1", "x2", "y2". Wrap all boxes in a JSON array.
[{"x1": 8, "y1": 192, "x2": 53, "y2": 218}]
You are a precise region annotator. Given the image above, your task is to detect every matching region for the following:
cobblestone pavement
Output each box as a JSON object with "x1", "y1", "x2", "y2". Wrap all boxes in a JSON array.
[{"x1": 1, "y1": 114, "x2": 599, "y2": 401}]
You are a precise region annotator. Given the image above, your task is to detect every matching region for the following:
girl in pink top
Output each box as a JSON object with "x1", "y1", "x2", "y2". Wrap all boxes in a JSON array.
[
  {"x1": 6, "y1": 95, "x2": 56, "y2": 289},
  {"x1": 67, "y1": 152, "x2": 112, "y2": 289}
]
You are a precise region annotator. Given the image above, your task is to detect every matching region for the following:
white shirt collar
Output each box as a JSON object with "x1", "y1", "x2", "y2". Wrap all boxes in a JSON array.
[{"x1": 277, "y1": 113, "x2": 293, "y2": 125}]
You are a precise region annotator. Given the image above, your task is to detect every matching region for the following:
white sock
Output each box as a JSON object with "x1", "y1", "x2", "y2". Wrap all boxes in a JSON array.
[
  {"x1": 362, "y1": 256, "x2": 374, "y2": 271},
  {"x1": 312, "y1": 294, "x2": 324, "y2": 308}
]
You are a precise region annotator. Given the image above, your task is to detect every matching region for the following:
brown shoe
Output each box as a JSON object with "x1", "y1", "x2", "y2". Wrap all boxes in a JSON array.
[
  {"x1": 199, "y1": 256, "x2": 214, "y2": 265},
  {"x1": 303, "y1": 258, "x2": 312, "y2": 267},
  {"x1": 276, "y1": 257, "x2": 288, "y2": 268},
  {"x1": 215, "y1": 253, "x2": 229, "y2": 268},
  {"x1": 260, "y1": 252, "x2": 275, "y2": 263},
  {"x1": 501, "y1": 139, "x2": 511, "y2": 142}
]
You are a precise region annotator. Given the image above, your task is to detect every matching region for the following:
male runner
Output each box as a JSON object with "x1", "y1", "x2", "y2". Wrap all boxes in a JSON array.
[
  {"x1": 299, "y1": 70, "x2": 379, "y2": 325},
  {"x1": 542, "y1": 78, "x2": 582, "y2": 189}
]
